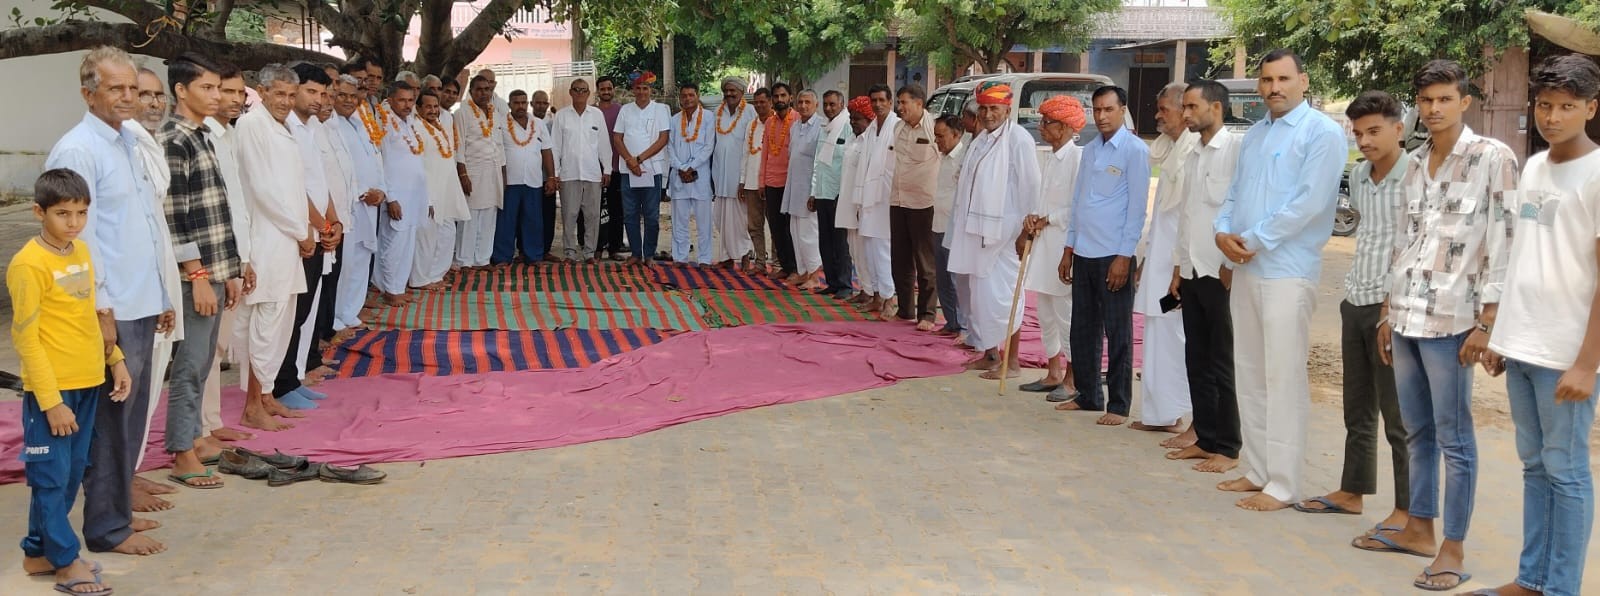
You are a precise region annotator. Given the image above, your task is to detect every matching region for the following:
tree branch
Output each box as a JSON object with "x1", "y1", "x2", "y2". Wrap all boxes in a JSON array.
[
  {"x1": 441, "y1": 0, "x2": 527, "y2": 74},
  {"x1": 0, "y1": 20, "x2": 339, "y2": 69},
  {"x1": 75, "y1": 0, "x2": 167, "y2": 26},
  {"x1": 205, "y1": 0, "x2": 236, "y2": 40},
  {"x1": 939, "y1": 7, "x2": 982, "y2": 67}
]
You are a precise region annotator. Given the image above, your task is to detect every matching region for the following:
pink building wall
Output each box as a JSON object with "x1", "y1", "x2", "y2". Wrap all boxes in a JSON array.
[{"x1": 400, "y1": 1, "x2": 574, "y2": 68}]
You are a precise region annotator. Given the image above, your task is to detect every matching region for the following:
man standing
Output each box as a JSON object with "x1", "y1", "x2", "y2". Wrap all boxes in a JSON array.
[
  {"x1": 412, "y1": 89, "x2": 469, "y2": 288},
  {"x1": 328, "y1": 73, "x2": 386, "y2": 334},
  {"x1": 890, "y1": 84, "x2": 941, "y2": 330},
  {"x1": 810, "y1": 90, "x2": 855, "y2": 296},
  {"x1": 496, "y1": 89, "x2": 556, "y2": 265},
  {"x1": 158, "y1": 53, "x2": 236, "y2": 488},
  {"x1": 947, "y1": 84, "x2": 1040, "y2": 379},
  {"x1": 1294, "y1": 91, "x2": 1410, "y2": 532},
  {"x1": 1356, "y1": 60, "x2": 1516, "y2": 590},
  {"x1": 48, "y1": 46, "x2": 174, "y2": 556},
  {"x1": 312, "y1": 73, "x2": 358, "y2": 371},
  {"x1": 531, "y1": 90, "x2": 553, "y2": 127},
  {"x1": 1057, "y1": 86, "x2": 1150, "y2": 425},
  {"x1": 1166, "y1": 80, "x2": 1243, "y2": 473},
  {"x1": 742, "y1": 88, "x2": 775, "y2": 270},
  {"x1": 613, "y1": 71, "x2": 671, "y2": 265},
  {"x1": 551, "y1": 77, "x2": 613, "y2": 263},
  {"x1": 930, "y1": 115, "x2": 969, "y2": 335},
  {"x1": 839, "y1": 97, "x2": 876, "y2": 305},
  {"x1": 711, "y1": 78, "x2": 757, "y2": 269},
  {"x1": 1020, "y1": 97, "x2": 1084, "y2": 397},
  {"x1": 1212, "y1": 50, "x2": 1347, "y2": 512},
  {"x1": 200, "y1": 65, "x2": 259, "y2": 444},
  {"x1": 376, "y1": 82, "x2": 427, "y2": 307},
  {"x1": 593, "y1": 76, "x2": 627, "y2": 260},
  {"x1": 454, "y1": 75, "x2": 507, "y2": 269},
  {"x1": 761, "y1": 83, "x2": 800, "y2": 279},
  {"x1": 856, "y1": 84, "x2": 900, "y2": 318},
  {"x1": 1130, "y1": 83, "x2": 1198, "y2": 435},
  {"x1": 784, "y1": 90, "x2": 827, "y2": 289},
  {"x1": 668, "y1": 83, "x2": 717, "y2": 265}
]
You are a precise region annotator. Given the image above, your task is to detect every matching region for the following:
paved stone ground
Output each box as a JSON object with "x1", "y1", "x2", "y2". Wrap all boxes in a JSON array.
[{"x1": 0, "y1": 372, "x2": 1590, "y2": 595}]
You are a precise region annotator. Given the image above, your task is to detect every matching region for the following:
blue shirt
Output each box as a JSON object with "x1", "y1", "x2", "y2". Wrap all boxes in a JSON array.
[
  {"x1": 810, "y1": 119, "x2": 853, "y2": 200},
  {"x1": 45, "y1": 113, "x2": 171, "y2": 321},
  {"x1": 667, "y1": 107, "x2": 716, "y2": 200},
  {"x1": 1065, "y1": 126, "x2": 1150, "y2": 258},
  {"x1": 1213, "y1": 100, "x2": 1347, "y2": 280}
]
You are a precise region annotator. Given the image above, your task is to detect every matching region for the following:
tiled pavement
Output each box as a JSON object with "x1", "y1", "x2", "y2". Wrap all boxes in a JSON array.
[{"x1": 0, "y1": 371, "x2": 1589, "y2": 595}]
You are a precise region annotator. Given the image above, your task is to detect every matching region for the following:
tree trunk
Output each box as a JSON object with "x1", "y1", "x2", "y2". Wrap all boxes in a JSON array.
[{"x1": 0, "y1": 19, "x2": 336, "y2": 69}]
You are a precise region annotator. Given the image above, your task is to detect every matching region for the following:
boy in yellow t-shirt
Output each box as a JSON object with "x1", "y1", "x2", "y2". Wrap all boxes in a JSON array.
[{"x1": 11, "y1": 169, "x2": 131, "y2": 595}]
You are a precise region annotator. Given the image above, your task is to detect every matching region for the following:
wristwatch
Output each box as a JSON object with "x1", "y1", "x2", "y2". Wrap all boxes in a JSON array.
[{"x1": 1476, "y1": 321, "x2": 1493, "y2": 334}]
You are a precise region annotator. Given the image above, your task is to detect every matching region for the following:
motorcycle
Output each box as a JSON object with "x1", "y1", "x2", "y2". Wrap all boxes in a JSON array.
[{"x1": 1333, "y1": 168, "x2": 1359, "y2": 237}]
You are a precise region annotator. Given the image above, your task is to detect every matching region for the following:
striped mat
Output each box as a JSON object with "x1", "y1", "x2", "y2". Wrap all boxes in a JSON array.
[
  {"x1": 648, "y1": 263, "x2": 787, "y2": 290},
  {"x1": 369, "y1": 290, "x2": 706, "y2": 331},
  {"x1": 447, "y1": 263, "x2": 660, "y2": 292},
  {"x1": 692, "y1": 289, "x2": 877, "y2": 327},
  {"x1": 329, "y1": 328, "x2": 673, "y2": 377}
]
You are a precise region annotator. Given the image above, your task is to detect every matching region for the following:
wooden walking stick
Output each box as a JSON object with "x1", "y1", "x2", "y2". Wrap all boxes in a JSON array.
[{"x1": 999, "y1": 233, "x2": 1036, "y2": 396}]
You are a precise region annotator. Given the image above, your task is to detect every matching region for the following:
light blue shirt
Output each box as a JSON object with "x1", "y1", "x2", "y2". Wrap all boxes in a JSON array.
[
  {"x1": 811, "y1": 120, "x2": 853, "y2": 200},
  {"x1": 45, "y1": 112, "x2": 171, "y2": 320},
  {"x1": 667, "y1": 106, "x2": 716, "y2": 200},
  {"x1": 1213, "y1": 100, "x2": 1347, "y2": 280},
  {"x1": 1065, "y1": 126, "x2": 1150, "y2": 258}
]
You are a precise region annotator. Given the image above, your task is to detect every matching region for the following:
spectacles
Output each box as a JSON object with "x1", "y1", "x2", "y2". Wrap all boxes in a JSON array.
[
  {"x1": 571, "y1": 88, "x2": 590, "y2": 94},
  {"x1": 137, "y1": 92, "x2": 166, "y2": 105}
]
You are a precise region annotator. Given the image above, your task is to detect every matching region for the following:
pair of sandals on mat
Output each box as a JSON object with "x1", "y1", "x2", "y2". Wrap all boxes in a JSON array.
[{"x1": 1299, "y1": 501, "x2": 1472, "y2": 592}]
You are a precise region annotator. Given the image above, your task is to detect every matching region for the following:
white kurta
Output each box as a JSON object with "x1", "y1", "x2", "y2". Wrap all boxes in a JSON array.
[
  {"x1": 857, "y1": 113, "x2": 900, "y2": 239},
  {"x1": 836, "y1": 134, "x2": 866, "y2": 230},
  {"x1": 232, "y1": 108, "x2": 310, "y2": 391},
  {"x1": 740, "y1": 118, "x2": 765, "y2": 191},
  {"x1": 1133, "y1": 131, "x2": 1198, "y2": 425},
  {"x1": 376, "y1": 109, "x2": 427, "y2": 295},
  {"x1": 1027, "y1": 143, "x2": 1082, "y2": 360},
  {"x1": 414, "y1": 117, "x2": 469, "y2": 285},
  {"x1": 712, "y1": 103, "x2": 758, "y2": 262},
  {"x1": 947, "y1": 123, "x2": 1040, "y2": 352},
  {"x1": 454, "y1": 102, "x2": 508, "y2": 268},
  {"x1": 332, "y1": 111, "x2": 386, "y2": 328}
]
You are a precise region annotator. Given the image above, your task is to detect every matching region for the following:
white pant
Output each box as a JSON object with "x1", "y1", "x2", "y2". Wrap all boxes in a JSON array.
[
  {"x1": 376, "y1": 222, "x2": 417, "y2": 295},
  {"x1": 847, "y1": 230, "x2": 869, "y2": 294},
  {"x1": 411, "y1": 217, "x2": 455, "y2": 287},
  {"x1": 335, "y1": 241, "x2": 374, "y2": 331},
  {"x1": 715, "y1": 196, "x2": 752, "y2": 262},
  {"x1": 862, "y1": 235, "x2": 894, "y2": 298},
  {"x1": 1036, "y1": 291, "x2": 1071, "y2": 359},
  {"x1": 790, "y1": 212, "x2": 822, "y2": 273},
  {"x1": 561, "y1": 181, "x2": 602, "y2": 260},
  {"x1": 236, "y1": 300, "x2": 294, "y2": 395},
  {"x1": 201, "y1": 308, "x2": 236, "y2": 434},
  {"x1": 1232, "y1": 271, "x2": 1316, "y2": 503},
  {"x1": 1138, "y1": 312, "x2": 1191, "y2": 426},
  {"x1": 672, "y1": 198, "x2": 715, "y2": 264},
  {"x1": 454, "y1": 208, "x2": 497, "y2": 267}
]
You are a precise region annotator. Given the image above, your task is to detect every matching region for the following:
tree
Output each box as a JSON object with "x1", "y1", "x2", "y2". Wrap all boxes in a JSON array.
[
  {"x1": 899, "y1": 0, "x2": 1120, "y2": 75},
  {"x1": 1214, "y1": 0, "x2": 1600, "y2": 99}
]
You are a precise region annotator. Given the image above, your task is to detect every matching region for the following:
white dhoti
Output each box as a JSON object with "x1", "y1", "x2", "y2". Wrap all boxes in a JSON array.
[
  {"x1": 1036, "y1": 292, "x2": 1072, "y2": 359},
  {"x1": 714, "y1": 196, "x2": 752, "y2": 262},
  {"x1": 790, "y1": 212, "x2": 822, "y2": 273},
  {"x1": 335, "y1": 241, "x2": 374, "y2": 330},
  {"x1": 847, "y1": 230, "x2": 870, "y2": 294},
  {"x1": 964, "y1": 251, "x2": 1023, "y2": 352},
  {"x1": 412, "y1": 217, "x2": 455, "y2": 287},
  {"x1": 454, "y1": 207, "x2": 498, "y2": 267},
  {"x1": 376, "y1": 221, "x2": 417, "y2": 295},
  {"x1": 1233, "y1": 271, "x2": 1316, "y2": 503},
  {"x1": 862, "y1": 235, "x2": 894, "y2": 298},
  {"x1": 236, "y1": 300, "x2": 294, "y2": 394},
  {"x1": 1137, "y1": 313, "x2": 1191, "y2": 426},
  {"x1": 954, "y1": 273, "x2": 981, "y2": 348},
  {"x1": 672, "y1": 198, "x2": 716, "y2": 264}
]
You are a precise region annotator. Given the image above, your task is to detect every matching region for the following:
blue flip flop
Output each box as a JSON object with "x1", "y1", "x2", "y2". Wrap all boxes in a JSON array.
[
  {"x1": 1293, "y1": 496, "x2": 1358, "y2": 514},
  {"x1": 1414, "y1": 567, "x2": 1471, "y2": 591},
  {"x1": 54, "y1": 578, "x2": 112, "y2": 596},
  {"x1": 1351, "y1": 533, "x2": 1432, "y2": 557}
]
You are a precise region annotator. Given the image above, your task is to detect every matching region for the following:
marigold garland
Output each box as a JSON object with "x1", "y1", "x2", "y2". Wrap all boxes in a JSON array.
[
  {"x1": 468, "y1": 101, "x2": 495, "y2": 138},
  {"x1": 388, "y1": 112, "x2": 423, "y2": 155},
  {"x1": 421, "y1": 118, "x2": 456, "y2": 159},
  {"x1": 716, "y1": 101, "x2": 746, "y2": 135},
  {"x1": 359, "y1": 102, "x2": 388, "y2": 145},
  {"x1": 507, "y1": 115, "x2": 535, "y2": 147},
  {"x1": 764, "y1": 111, "x2": 797, "y2": 158},
  {"x1": 679, "y1": 106, "x2": 704, "y2": 143},
  {"x1": 746, "y1": 118, "x2": 761, "y2": 155}
]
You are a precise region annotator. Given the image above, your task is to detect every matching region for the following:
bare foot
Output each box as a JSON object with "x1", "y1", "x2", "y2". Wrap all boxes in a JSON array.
[
  {"x1": 332, "y1": 328, "x2": 358, "y2": 343},
  {"x1": 1166, "y1": 445, "x2": 1211, "y2": 460},
  {"x1": 108, "y1": 533, "x2": 166, "y2": 556},
  {"x1": 241, "y1": 404, "x2": 294, "y2": 431},
  {"x1": 210, "y1": 427, "x2": 255, "y2": 442},
  {"x1": 132, "y1": 475, "x2": 176, "y2": 496},
  {"x1": 263, "y1": 398, "x2": 307, "y2": 419},
  {"x1": 964, "y1": 356, "x2": 998, "y2": 371},
  {"x1": 1297, "y1": 490, "x2": 1363, "y2": 514},
  {"x1": 877, "y1": 300, "x2": 899, "y2": 322},
  {"x1": 1054, "y1": 401, "x2": 1088, "y2": 411},
  {"x1": 978, "y1": 367, "x2": 1020, "y2": 380},
  {"x1": 1129, "y1": 421, "x2": 1183, "y2": 433},
  {"x1": 1458, "y1": 582, "x2": 1540, "y2": 596},
  {"x1": 382, "y1": 294, "x2": 408, "y2": 307},
  {"x1": 1217, "y1": 477, "x2": 1261, "y2": 492},
  {"x1": 915, "y1": 320, "x2": 936, "y2": 332},
  {"x1": 1096, "y1": 413, "x2": 1127, "y2": 426},
  {"x1": 1236, "y1": 493, "x2": 1291, "y2": 512},
  {"x1": 1161, "y1": 427, "x2": 1198, "y2": 449},
  {"x1": 1195, "y1": 455, "x2": 1239, "y2": 473},
  {"x1": 22, "y1": 555, "x2": 54, "y2": 575},
  {"x1": 53, "y1": 559, "x2": 109, "y2": 593},
  {"x1": 131, "y1": 517, "x2": 162, "y2": 532},
  {"x1": 131, "y1": 489, "x2": 173, "y2": 513}
]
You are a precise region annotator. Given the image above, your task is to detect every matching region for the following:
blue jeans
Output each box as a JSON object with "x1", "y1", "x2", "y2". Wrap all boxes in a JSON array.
[
  {"x1": 621, "y1": 175, "x2": 663, "y2": 259},
  {"x1": 493, "y1": 184, "x2": 544, "y2": 264},
  {"x1": 20, "y1": 387, "x2": 100, "y2": 567},
  {"x1": 932, "y1": 232, "x2": 961, "y2": 332},
  {"x1": 1505, "y1": 359, "x2": 1597, "y2": 596},
  {"x1": 1391, "y1": 331, "x2": 1477, "y2": 541}
]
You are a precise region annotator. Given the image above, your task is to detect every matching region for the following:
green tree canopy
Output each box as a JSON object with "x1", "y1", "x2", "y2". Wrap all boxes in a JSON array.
[{"x1": 900, "y1": 0, "x2": 1120, "y2": 75}]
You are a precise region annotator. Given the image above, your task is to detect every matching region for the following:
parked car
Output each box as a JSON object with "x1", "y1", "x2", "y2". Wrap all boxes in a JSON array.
[{"x1": 927, "y1": 72, "x2": 1132, "y2": 146}]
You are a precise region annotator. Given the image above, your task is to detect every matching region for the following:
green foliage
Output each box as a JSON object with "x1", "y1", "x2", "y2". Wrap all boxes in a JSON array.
[
  {"x1": 225, "y1": 10, "x2": 267, "y2": 42},
  {"x1": 588, "y1": 26, "x2": 725, "y2": 90},
  {"x1": 900, "y1": 0, "x2": 1120, "y2": 73},
  {"x1": 1214, "y1": 0, "x2": 1600, "y2": 99}
]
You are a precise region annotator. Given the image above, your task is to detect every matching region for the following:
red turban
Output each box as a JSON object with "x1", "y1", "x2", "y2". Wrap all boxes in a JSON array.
[
  {"x1": 976, "y1": 83, "x2": 1012, "y2": 106},
  {"x1": 1039, "y1": 95, "x2": 1087, "y2": 130},
  {"x1": 629, "y1": 70, "x2": 657, "y2": 87},
  {"x1": 848, "y1": 95, "x2": 873, "y2": 118}
]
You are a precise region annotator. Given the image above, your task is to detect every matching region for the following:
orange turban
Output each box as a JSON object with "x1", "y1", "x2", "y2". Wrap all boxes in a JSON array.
[
  {"x1": 629, "y1": 70, "x2": 657, "y2": 86},
  {"x1": 1039, "y1": 95, "x2": 1087, "y2": 130},
  {"x1": 847, "y1": 95, "x2": 873, "y2": 118},
  {"x1": 976, "y1": 83, "x2": 1012, "y2": 106}
]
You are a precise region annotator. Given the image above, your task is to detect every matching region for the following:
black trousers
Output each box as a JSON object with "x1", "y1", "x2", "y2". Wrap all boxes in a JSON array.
[
  {"x1": 578, "y1": 175, "x2": 628, "y2": 256},
  {"x1": 1069, "y1": 254, "x2": 1135, "y2": 416},
  {"x1": 274, "y1": 248, "x2": 323, "y2": 398},
  {"x1": 314, "y1": 251, "x2": 341, "y2": 345},
  {"x1": 815, "y1": 198, "x2": 853, "y2": 291},
  {"x1": 889, "y1": 206, "x2": 937, "y2": 321},
  {"x1": 1340, "y1": 300, "x2": 1410, "y2": 506},
  {"x1": 764, "y1": 186, "x2": 795, "y2": 275},
  {"x1": 1179, "y1": 273, "x2": 1240, "y2": 458}
]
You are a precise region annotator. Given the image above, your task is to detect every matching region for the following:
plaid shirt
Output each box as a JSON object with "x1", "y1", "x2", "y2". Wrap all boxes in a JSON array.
[
  {"x1": 1388, "y1": 127, "x2": 1517, "y2": 338},
  {"x1": 160, "y1": 118, "x2": 241, "y2": 280}
]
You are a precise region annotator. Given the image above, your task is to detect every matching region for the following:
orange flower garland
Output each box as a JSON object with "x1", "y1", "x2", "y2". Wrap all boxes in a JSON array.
[
  {"x1": 506, "y1": 115, "x2": 535, "y2": 147},
  {"x1": 388, "y1": 112, "x2": 423, "y2": 155},
  {"x1": 746, "y1": 118, "x2": 760, "y2": 155},
  {"x1": 421, "y1": 118, "x2": 456, "y2": 159},
  {"x1": 679, "y1": 107, "x2": 704, "y2": 143},
  {"x1": 468, "y1": 101, "x2": 495, "y2": 138},
  {"x1": 359, "y1": 102, "x2": 388, "y2": 145},
  {"x1": 764, "y1": 111, "x2": 796, "y2": 158},
  {"x1": 715, "y1": 101, "x2": 746, "y2": 135}
]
